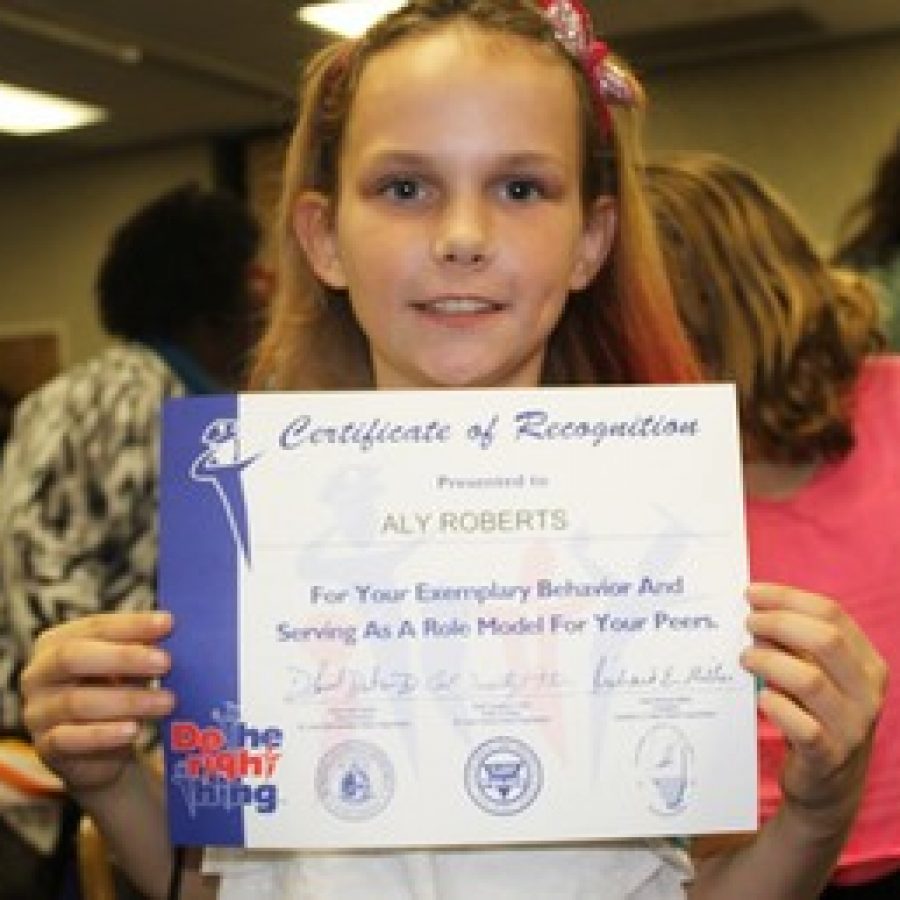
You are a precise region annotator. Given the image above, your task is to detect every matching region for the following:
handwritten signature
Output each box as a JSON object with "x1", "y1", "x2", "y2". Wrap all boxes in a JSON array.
[
  {"x1": 591, "y1": 654, "x2": 736, "y2": 691},
  {"x1": 282, "y1": 656, "x2": 736, "y2": 703},
  {"x1": 283, "y1": 662, "x2": 572, "y2": 701}
]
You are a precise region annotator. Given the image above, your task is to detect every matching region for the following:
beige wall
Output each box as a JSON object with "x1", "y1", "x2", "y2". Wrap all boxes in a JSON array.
[
  {"x1": 644, "y1": 33, "x2": 900, "y2": 246},
  {"x1": 0, "y1": 142, "x2": 214, "y2": 371}
]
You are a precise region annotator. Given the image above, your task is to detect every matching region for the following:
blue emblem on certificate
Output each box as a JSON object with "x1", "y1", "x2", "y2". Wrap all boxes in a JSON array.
[
  {"x1": 188, "y1": 416, "x2": 261, "y2": 564},
  {"x1": 315, "y1": 740, "x2": 395, "y2": 821},
  {"x1": 465, "y1": 736, "x2": 542, "y2": 816}
]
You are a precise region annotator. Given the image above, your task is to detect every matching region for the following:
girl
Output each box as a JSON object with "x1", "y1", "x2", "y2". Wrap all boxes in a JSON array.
[
  {"x1": 647, "y1": 154, "x2": 900, "y2": 898},
  {"x1": 21, "y1": 2, "x2": 885, "y2": 899}
]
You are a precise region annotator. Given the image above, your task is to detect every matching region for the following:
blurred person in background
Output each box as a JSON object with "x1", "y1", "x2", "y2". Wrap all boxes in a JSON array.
[
  {"x1": 0, "y1": 181, "x2": 266, "y2": 900},
  {"x1": 648, "y1": 154, "x2": 898, "y2": 899},
  {"x1": 834, "y1": 128, "x2": 900, "y2": 349},
  {"x1": 0, "y1": 389, "x2": 14, "y2": 457}
]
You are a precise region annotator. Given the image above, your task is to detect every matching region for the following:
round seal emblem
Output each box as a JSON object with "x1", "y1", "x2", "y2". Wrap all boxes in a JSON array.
[
  {"x1": 465, "y1": 736, "x2": 542, "y2": 816},
  {"x1": 315, "y1": 740, "x2": 394, "y2": 821}
]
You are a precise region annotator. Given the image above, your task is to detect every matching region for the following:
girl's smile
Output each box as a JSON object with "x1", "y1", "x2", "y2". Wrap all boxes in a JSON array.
[{"x1": 411, "y1": 294, "x2": 509, "y2": 330}]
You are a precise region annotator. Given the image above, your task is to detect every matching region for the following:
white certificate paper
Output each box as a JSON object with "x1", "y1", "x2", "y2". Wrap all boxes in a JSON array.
[{"x1": 159, "y1": 385, "x2": 756, "y2": 848}]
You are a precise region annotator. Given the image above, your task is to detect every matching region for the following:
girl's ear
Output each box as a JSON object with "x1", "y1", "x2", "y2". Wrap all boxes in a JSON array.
[
  {"x1": 292, "y1": 192, "x2": 347, "y2": 289},
  {"x1": 570, "y1": 196, "x2": 617, "y2": 291}
]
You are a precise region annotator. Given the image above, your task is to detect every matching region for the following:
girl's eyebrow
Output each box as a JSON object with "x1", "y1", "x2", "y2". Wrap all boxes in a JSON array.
[
  {"x1": 360, "y1": 151, "x2": 432, "y2": 169},
  {"x1": 362, "y1": 150, "x2": 568, "y2": 171}
]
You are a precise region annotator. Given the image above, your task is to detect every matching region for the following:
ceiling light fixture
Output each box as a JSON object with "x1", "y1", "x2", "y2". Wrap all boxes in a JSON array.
[
  {"x1": 0, "y1": 81, "x2": 107, "y2": 136},
  {"x1": 297, "y1": 1, "x2": 407, "y2": 38}
]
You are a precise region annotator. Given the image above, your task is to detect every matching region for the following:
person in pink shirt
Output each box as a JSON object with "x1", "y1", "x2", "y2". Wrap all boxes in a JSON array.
[{"x1": 649, "y1": 154, "x2": 899, "y2": 898}]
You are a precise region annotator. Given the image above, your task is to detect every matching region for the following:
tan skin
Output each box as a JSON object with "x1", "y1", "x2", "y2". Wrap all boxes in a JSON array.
[{"x1": 21, "y1": 25, "x2": 887, "y2": 900}]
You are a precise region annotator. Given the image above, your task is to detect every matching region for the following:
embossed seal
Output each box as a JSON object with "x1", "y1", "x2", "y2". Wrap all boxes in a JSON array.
[
  {"x1": 315, "y1": 740, "x2": 395, "y2": 821},
  {"x1": 634, "y1": 723, "x2": 694, "y2": 816},
  {"x1": 465, "y1": 736, "x2": 542, "y2": 816}
]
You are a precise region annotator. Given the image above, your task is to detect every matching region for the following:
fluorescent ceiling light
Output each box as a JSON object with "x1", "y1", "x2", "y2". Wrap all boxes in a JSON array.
[
  {"x1": 297, "y1": 1, "x2": 407, "y2": 37},
  {"x1": 0, "y1": 81, "x2": 107, "y2": 136}
]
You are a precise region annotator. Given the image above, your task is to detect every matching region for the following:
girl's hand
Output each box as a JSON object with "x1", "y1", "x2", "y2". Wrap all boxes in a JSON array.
[
  {"x1": 21, "y1": 611, "x2": 175, "y2": 796},
  {"x1": 741, "y1": 584, "x2": 888, "y2": 831}
]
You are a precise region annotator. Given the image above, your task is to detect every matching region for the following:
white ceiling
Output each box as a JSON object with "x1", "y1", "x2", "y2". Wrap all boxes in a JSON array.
[{"x1": 1, "y1": 0, "x2": 898, "y2": 174}]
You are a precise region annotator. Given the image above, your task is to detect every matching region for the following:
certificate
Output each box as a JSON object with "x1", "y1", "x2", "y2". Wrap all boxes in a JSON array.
[{"x1": 159, "y1": 385, "x2": 757, "y2": 848}]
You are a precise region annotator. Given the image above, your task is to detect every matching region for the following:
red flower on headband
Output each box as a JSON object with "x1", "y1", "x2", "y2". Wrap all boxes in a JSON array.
[
  {"x1": 538, "y1": 0, "x2": 642, "y2": 132},
  {"x1": 540, "y1": 0, "x2": 594, "y2": 57}
]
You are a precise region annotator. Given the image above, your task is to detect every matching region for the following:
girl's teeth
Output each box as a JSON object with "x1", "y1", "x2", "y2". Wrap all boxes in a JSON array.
[{"x1": 430, "y1": 298, "x2": 492, "y2": 313}]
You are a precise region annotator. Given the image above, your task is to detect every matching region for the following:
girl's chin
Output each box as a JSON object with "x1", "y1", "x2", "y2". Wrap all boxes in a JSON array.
[
  {"x1": 373, "y1": 349, "x2": 544, "y2": 390},
  {"x1": 412, "y1": 366, "x2": 537, "y2": 390}
]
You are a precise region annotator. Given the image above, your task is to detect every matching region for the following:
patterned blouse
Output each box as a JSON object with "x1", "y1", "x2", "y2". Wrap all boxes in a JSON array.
[{"x1": 0, "y1": 343, "x2": 186, "y2": 734}]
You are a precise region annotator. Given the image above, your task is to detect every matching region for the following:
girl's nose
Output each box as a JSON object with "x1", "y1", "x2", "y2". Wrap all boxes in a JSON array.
[{"x1": 432, "y1": 195, "x2": 492, "y2": 267}]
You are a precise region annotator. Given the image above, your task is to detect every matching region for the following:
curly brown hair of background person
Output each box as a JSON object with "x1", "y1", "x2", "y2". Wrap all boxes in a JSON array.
[{"x1": 647, "y1": 154, "x2": 885, "y2": 464}]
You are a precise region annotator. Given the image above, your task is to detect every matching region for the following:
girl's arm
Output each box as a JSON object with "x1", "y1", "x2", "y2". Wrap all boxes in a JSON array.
[
  {"x1": 689, "y1": 584, "x2": 886, "y2": 899},
  {"x1": 78, "y1": 761, "x2": 218, "y2": 899},
  {"x1": 19, "y1": 611, "x2": 217, "y2": 899},
  {"x1": 77, "y1": 751, "x2": 177, "y2": 898}
]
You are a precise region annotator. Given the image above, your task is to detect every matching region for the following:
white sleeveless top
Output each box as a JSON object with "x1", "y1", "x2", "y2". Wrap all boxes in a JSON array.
[{"x1": 206, "y1": 842, "x2": 693, "y2": 900}]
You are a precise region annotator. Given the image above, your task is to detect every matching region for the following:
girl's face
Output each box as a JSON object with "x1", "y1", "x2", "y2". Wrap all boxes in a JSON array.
[{"x1": 296, "y1": 25, "x2": 615, "y2": 389}]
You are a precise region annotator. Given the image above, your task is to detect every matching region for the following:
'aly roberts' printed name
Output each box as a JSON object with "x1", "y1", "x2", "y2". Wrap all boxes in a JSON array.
[{"x1": 380, "y1": 507, "x2": 567, "y2": 535}]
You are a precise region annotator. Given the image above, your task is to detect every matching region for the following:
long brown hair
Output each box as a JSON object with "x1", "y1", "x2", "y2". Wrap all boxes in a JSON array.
[
  {"x1": 647, "y1": 154, "x2": 884, "y2": 463},
  {"x1": 252, "y1": 0, "x2": 699, "y2": 391}
]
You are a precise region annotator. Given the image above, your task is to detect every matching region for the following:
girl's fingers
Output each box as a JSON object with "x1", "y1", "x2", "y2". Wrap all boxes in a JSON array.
[
  {"x1": 20, "y1": 612, "x2": 178, "y2": 794},
  {"x1": 36, "y1": 721, "x2": 141, "y2": 758},
  {"x1": 22, "y1": 637, "x2": 171, "y2": 693},
  {"x1": 24, "y1": 684, "x2": 175, "y2": 736},
  {"x1": 743, "y1": 582, "x2": 887, "y2": 812},
  {"x1": 741, "y1": 645, "x2": 869, "y2": 751},
  {"x1": 748, "y1": 583, "x2": 832, "y2": 613},
  {"x1": 37, "y1": 610, "x2": 172, "y2": 647},
  {"x1": 747, "y1": 585, "x2": 855, "y2": 650},
  {"x1": 746, "y1": 584, "x2": 886, "y2": 710},
  {"x1": 755, "y1": 688, "x2": 839, "y2": 770},
  {"x1": 748, "y1": 584, "x2": 868, "y2": 656},
  {"x1": 746, "y1": 611, "x2": 866, "y2": 703}
]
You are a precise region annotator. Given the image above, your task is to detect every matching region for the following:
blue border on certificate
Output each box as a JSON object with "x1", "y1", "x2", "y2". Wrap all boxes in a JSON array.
[{"x1": 160, "y1": 395, "x2": 243, "y2": 845}]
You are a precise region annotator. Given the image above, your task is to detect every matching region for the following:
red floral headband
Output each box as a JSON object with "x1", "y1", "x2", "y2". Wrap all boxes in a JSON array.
[{"x1": 538, "y1": 0, "x2": 643, "y2": 132}]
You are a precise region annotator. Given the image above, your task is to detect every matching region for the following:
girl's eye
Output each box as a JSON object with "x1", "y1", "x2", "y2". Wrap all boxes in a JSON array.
[
  {"x1": 502, "y1": 179, "x2": 544, "y2": 202},
  {"x1": 380, "y1": 178, "x2": 424, "y2": 202}
]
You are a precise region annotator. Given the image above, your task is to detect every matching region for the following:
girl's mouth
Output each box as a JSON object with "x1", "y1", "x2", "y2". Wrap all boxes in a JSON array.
[{"x1": 414, "y1": 296, "x2": 505, "y2": 315}]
